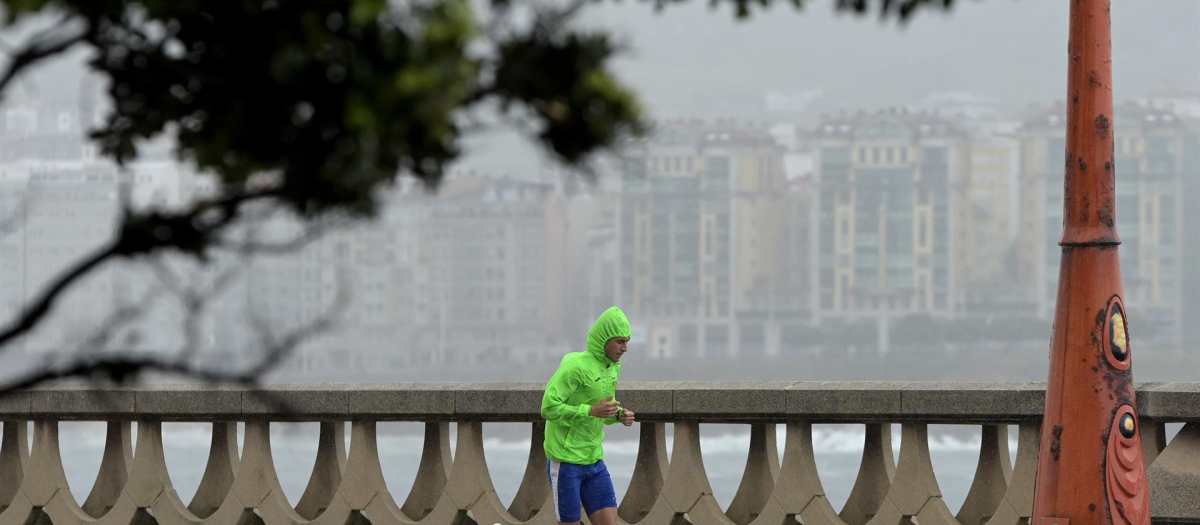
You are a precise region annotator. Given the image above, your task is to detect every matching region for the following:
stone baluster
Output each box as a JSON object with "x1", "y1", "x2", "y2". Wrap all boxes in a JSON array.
[
  {"x1": 19, "y1": 421, "x2": 75, "y2": 524},
  {"x1": 1148, "y1": 422, "x2": 1200, "y2": 523},
  {"x1": 187, "y1": 422, "x2": 239, "y2": 518},
  {"x1": 778, "y1": 423, "x2": 846, "y2": 525},
  {"x1": 955, "y1": 425, "x2": 1010, "y2": 525},
  {"x1": 400, "y1": 422, "x2": 453, "y2": 521},
  {"x1": 618, "y1": 422, "x2": 669, "y2": 524},
  {"x1": 231, "y1": 421, "x2": 311, "y2": 524},
  {"x1": 1138, "y1": 418, "x2": 1168, "y2": 467},
  {"x1": 875, "y1": 424, "x2": 958, "y2": 525},
  {"x1": 725, "y1": 423, "x2": 779, "y2": 525},
  {"x1": 655, "y1": 420, "x2": 747, "y2": 525},
  {"x1": 508, "y1": 422, "x2": 551, "y2": 521},
  {"x1": 296, "y1": 422, "x2": 347, "y2": 520},
  {"x1": 0, "y1": 421, "x2": 36, "y2": 525},
  {"x1": 81, "y1": 422, "x2": 133, "y2": 518},
  {"x1": 0, "y1": 421, "x2": 28, "y2": 513},
  {"x1": 838, "y1": 423, "x2": 895, "y2": 525},
  {"x1": 980, "y1": 422, "x2": 1038, "y2": 525}
]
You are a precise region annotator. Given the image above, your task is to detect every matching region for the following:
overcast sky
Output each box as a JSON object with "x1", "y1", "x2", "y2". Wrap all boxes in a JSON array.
[
  {"x1": 6, "y1": 0, "x2": 1198, "y2": 174},
  {"x1": 471, "y1": 0, "x2": 1200, "y2": 172}
]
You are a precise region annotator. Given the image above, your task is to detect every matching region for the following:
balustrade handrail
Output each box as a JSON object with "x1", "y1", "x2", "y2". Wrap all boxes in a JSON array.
[
  {"x1": 0, "y1": 381, "x2": 1197, "y2": 422},
  {"x1": 2, "y1": 381, "x2": 1199, "y2": 525}
]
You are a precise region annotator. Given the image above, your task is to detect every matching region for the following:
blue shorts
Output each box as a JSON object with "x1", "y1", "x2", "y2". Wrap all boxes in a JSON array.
[{"x1": 546, "y1": 459, "x2": 618, "y2": 522}]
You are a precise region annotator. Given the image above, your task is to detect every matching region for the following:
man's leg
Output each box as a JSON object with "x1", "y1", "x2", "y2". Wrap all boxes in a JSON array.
[
  {"x1": 588, "y1": 507, "x2": 618, "y2": 525},
  {"x1": 581, "y1": 460, "x2": 619, "y2": 525},
  {"x1": 548, "y1": 459, "x2": 584, "y2": 525}
]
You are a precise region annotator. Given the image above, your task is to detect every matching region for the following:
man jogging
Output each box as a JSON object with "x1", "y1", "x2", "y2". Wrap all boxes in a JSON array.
[{"x1": 541, "y1": 306, "x2": 636, "y2": 525}]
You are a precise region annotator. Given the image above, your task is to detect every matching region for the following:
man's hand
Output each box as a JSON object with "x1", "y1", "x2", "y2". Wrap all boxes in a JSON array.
[
  {"x1": 589, "y1": 396, "x2": 620, "y2": 418},
  {"x1": 620, "y1": 408, "x2": 635, "y2": 427}
]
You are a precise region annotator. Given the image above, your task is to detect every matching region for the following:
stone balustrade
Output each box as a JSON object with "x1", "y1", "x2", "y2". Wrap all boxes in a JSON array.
[{"x1": 0, "y1": 382, "x2": 1198, "y2": 525}]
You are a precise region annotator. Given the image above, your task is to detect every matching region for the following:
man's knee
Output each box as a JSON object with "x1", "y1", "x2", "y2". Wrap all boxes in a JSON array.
[{"x1": 588, "y1": 506, "x2": 618, "y2": 525}]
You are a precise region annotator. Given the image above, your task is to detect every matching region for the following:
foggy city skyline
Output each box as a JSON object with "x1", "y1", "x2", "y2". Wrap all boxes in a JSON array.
[{"x1": 0, "y1": 0, "x2": 1197, "y2": 385}]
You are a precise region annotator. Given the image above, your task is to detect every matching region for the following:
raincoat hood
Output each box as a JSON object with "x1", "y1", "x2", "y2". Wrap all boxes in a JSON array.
[
  {"x1": 542, "y1": 307, "x2": 629, "y2": 464},
  {"x1": 586, "y1": 306, "x2": 631, "y2": 363}
]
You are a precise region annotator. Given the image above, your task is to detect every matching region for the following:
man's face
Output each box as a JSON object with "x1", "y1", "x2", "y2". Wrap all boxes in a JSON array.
[{"x1": 605, "y1": 337, "x2": 630, "y2": 362}]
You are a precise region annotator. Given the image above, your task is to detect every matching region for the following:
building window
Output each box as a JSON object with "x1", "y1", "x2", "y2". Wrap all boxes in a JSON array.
[{"x1": 922, "y1": 146, "x2": 949, "y2": 165}]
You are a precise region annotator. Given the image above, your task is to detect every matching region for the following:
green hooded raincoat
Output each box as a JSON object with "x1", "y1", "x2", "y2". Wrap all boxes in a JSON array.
[{"x1": 541, "y1": 306, "x2": 631, "y2": 465}]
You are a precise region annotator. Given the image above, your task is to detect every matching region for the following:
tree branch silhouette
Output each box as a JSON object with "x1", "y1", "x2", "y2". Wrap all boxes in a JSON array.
[
  {"x1": 0, "y1": 253, "x2": 347, "y2": 394},
  {"x1": 0, "y1": 17, "x2": 90, "y2": 99},
  {"x1": 0, "y1": 186, "x2": 279, "y2": 352}
]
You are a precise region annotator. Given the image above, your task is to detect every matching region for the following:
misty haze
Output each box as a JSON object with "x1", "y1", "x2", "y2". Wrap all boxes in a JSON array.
[
  {"x1": 3, "y1": 1, "x2": 1197, "y2": 384},
  {"x1": 0, "y1": 1, "x2": 1197, "y2": 522}
]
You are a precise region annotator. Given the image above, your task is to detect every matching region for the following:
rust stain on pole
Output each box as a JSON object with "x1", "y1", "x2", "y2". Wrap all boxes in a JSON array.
[{"x1": 1033, "y1": 1, "x2": 1150, "y2": 525}]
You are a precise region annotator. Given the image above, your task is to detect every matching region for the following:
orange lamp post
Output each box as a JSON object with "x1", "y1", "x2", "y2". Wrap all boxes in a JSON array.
[{"x1": 1032, "y1": 1, "x2": 1151, "y2": 525}]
